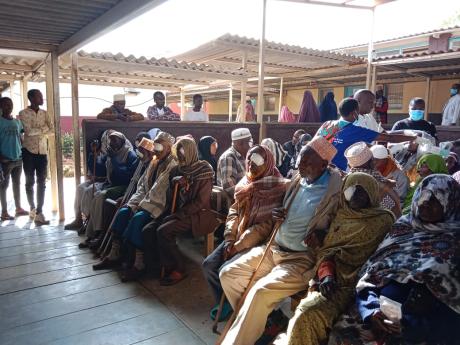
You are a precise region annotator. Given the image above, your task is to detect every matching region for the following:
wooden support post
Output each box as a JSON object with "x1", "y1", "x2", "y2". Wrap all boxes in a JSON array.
[
  {"x1": 228, "y1": 84, "x2": 233, "y2": 122},
  {"x1": 71, "y1": 53, "x2": 82, "y2": 188},
  {"x1": 180, "y1": 88, "x2": 185, "y2": 120},
  {"x1": 424, "y1": 77, "x2": 431, "y2": 121},
  {"x1": 20, "y1": 79, "x2": 29, "y2": 109},
  {"x1": 278, "y1": 77, "x2": 284, "y2": 119},
  {"x1": 45, "y1": 51, "x2": 65, "y2": 221},
  {"x1": 366, "y1": 8, "x2": 375, "y2": 89},
  {"x1": 257, "y1": 0, "x2": 267, "y2": 139},
  {"x1": 239, "y1": 52, "x2": 248, "y2": 123},
  {"x1": 371, "y1": 66, "x2": 377, "y2": 92}
]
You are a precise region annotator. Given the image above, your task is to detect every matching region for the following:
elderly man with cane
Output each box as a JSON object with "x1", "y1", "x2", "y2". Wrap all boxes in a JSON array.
[{"x1": 218, "y1": 136, "x2": 342, "y2": 345}]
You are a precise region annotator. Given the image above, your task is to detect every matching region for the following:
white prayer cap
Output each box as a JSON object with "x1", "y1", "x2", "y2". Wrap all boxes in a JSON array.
[
  {"x1": 371, "y1": 145, "x2": 389, "y2": 159},
  {"x1": 113, "y1": 94, "x2": 125, "y2": 102},
  {"x1": 231, "y1": 128, "x2": 252, "y2": 141},
  {"x1": 345, "y1": 142, "x2": 373, "y2": 168}
]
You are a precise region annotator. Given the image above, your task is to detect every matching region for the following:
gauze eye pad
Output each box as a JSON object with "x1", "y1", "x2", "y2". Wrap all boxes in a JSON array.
[
  {"x1": 179, "y1": 147, "x2": 185, "y2": 155},
  {"x1": 250, "y1": 153, "x2": 265, "y2": 166},
  {"x1": 154, "y1": 143, "x2": 164, "y2": 152},
  {"x1": 344, "y1": 185, "x2": 356, "y2": 201}
]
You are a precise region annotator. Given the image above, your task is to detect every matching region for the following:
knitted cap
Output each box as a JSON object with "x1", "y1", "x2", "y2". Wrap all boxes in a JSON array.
[
  {"x1": 345, "y1": 142, "x2": 373, "y2": 168},
  {"x1": 307, "y1": 136, "x2": 337, "y2": 163}
]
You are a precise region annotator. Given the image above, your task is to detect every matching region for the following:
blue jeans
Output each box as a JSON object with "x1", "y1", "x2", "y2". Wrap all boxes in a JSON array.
[{"x1": 112, "y1": 207, "x2": 152, "y2": 249}]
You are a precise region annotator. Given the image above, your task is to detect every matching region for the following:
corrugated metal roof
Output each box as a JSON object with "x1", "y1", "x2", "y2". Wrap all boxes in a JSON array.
[{"x1": 173, "y1": 34, "x2": 364, "y2": 79}]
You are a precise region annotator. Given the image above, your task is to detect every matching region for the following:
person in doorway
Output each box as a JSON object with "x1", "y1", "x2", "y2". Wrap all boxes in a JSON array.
[
  {"x1": 392, "y1": 97, "x2": 438, "y2": 141},
  {"x1": 202, "y1": 145, "x2": 289, "y2": 321},
  {"x1": 316, "y1": 98, "x2": 417, "y2": 171},
  {"x1": 318, "y1": 91, "x2": 338, "y2": 122},
  {"x1": 298, "y1": 91, "x2": 320, "y2": 123},
  {"x1": 441, "y1": 83, "x2": 460, "y2": 126},
  {"x1": 280, "y1": 173, "x2": 395, "y2": 345},
  {"x1": 146, "y1": 91, "x2": 179, "y2": 121},
  {"x1": 219, "y1": 137, "x2": 341, "y2": 345},
  {"x1": 217, "y1": 128, "x2": 252, "y2": 199},
  {"x1": 156, "y1": 137, "x2": 217, "y2": 285},
  {"x1": 183, "y1": 94, "x2": 209, "y2": 121},
  {"x1": 375, "y1": 89, "x2": 389, "y2": 124},
  {"x1": 0, "y1": 97, "x2": 28, "y2": 220},
  {"x1": 97, "y1": 94, "x2": 144, "y2": 121},
  {"x1": 371, "y1": 144, "x2": 409, "y2": 202},
  {"x1": 353, "y1": 89, "x2": 382, "y2": 132},
  {"x1": 18, "y1": 89, "x2": 54, "y2": 225}
]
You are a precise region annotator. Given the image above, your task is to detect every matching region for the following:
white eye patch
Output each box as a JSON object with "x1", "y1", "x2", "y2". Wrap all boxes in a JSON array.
[
  {"x1": 154, "y1": 143, "x2": 164, "y2": 152},
  {"x1": 250, "y1": 153, "x2": 265, "y2": 166},
  {"x1": 179, "y1": 147, "x2": 185, "y2": 155},
  {"x1": 344, "y1": 185, "x2": 356, "y2": 201}
]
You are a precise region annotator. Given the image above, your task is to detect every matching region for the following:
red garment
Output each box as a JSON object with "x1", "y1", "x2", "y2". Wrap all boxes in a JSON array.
[{"x1": 317, "y1": 259, "x2": 336, "y2": 280}]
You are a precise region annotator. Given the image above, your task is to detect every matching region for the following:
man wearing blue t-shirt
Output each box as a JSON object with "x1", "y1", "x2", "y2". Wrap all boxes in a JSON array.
[
  {"x1": 0, "y1": 97, "x2": 28, "y2": 220},
  {"x1": 316, "y1": 98, "x2": 416, "y2": 171}
]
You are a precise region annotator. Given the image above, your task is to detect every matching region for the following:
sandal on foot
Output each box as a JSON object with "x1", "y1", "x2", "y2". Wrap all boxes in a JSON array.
[
  {"x1": 1, "y1": 213, "x2": 14, "y2": 221},
  {"x1": 159, "y1": 271, "x2": 187, "y2": 286},
  {"x1": 15, "y1": 208, "x2": 29, "y2": 217}
]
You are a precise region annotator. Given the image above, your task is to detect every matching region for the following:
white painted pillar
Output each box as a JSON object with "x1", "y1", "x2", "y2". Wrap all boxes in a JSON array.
[
  {"x1": 257, "y1": 0, "x2": 267, "y2": 125},
  {"x1": 366, "y1": 8, "x2": 375, "y2": 89},
  {"x1": 240, "y1": 52, "x2": 248, "y2": 122},
  {"x1": 278, "y1": 77, "x2": 284, "y2": 120},
  {"x1": 371, "y1": 66, "x2": 377, "y2": 92},
  {"x1": 228, "y1": 84, "x2": 233, "y2": 122},
  {"x1": 9, "y1": 81, "x2": 14, "y2": 100},
  {"x1": 20, "y1": 79, "x2": 29, "y2": 109},
  {"x1": 71, "y1": 53, "x2": 82, "y2": 188},
  {"x1": 45, "y1": 51, "x2": 65, "y2": 221},
  {"x1": 424, "y1": 77, "x2": 431, "y2": 121}
]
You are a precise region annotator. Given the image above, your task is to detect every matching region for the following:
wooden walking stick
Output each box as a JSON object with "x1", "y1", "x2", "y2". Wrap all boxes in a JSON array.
[
  {"x1": 212, "y1": 293, "x2": 227, "y2": 334},
  {"x1": 216, "y1": 183, "x2": 300, "y2": 344}
]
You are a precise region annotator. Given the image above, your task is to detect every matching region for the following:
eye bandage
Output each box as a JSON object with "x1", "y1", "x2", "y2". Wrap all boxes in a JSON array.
[
  {"x1": 154, "y1": 143, "x2": 164, "y2": 152},
  {"x1": 344, "y1": 185, "x2": 356, "y2": 201},
  {"x1": 179, "y1": 147, "x2": 185, "y2": 155},
  {"x1": 135, "y1": 140, "x2": 140, "y2": 147},
  {"x1": 250, "y1": 153, "x2": 265, "y2": 166}
]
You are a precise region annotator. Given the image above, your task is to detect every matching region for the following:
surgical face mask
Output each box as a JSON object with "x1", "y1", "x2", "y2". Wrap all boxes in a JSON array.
[
  {"x1": 135, "y1": 149, "x2": 144, "y2": 159},
  {"x1": 250, "y1": 152, "x2": 265, "y2": 166},
  {"x1": 409, "y1": 109, "x2": 424, "y2": 121},
  {"x1": 344, "y1": 185, "x2": 356, "y2": 201},
  {"x1": 450, "y1": 88, "x2": 458, "y2": 96},
  {"x1": 154, "y1": 142, "x2": 164, "y2": 152}
]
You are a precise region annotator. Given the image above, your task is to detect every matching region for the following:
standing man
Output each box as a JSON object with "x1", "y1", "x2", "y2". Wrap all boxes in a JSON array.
[
  {"x1": 18, "y1": 89, "x2": 53, "y2": 225},
  {"x1": 97, "y1": 94, "x2": 144, "y2": 122},
  {"x1": 353, "y1": 89, "x2": 383, "y2": 132},
  {"x1": 183, "y1": 94, "x2": 209, "y2": 121},
  {"x1": 146, "y1": 91, "x2": 180, "y2": 121},
  {"x1": 375, "y1": 89, "x2": 389, "y2": 124},
  {"x1": 0, "y1": 97, "x2": 28, "y2": 220},
  {"x1": 441, "y1": 83, "x2": 460, "y2": 126}
]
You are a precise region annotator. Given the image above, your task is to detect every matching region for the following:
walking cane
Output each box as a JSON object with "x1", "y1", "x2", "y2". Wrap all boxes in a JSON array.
[
  {"x1": 79, "y1": 143, "x2": 98, "y2": 235},
  {"x1": 212, "y1": 293, "x2": 227, "y2": 334},
  {"x1": 215, "y1": 184, "x2": 300, "y2": 344}
]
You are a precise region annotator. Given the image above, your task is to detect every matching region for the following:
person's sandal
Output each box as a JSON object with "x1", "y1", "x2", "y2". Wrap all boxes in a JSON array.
[
  {"x1": 159, "y1": 271, "x2": 187, "y2": 286},
  {"x1": 15, "y1": 208, "x2": 29, "y2": 217},
  {"x1": 1, "y1": 213, "x2": 14, "y2": 221}
]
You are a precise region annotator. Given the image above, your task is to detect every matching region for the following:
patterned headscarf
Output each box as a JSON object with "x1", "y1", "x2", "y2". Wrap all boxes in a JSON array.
[
  {"x1": 172, "y1": 137, "x2": 214, "y2": 181},
  {"x1": 261, "y1": 138, "x2": 287, "y2": 168}
]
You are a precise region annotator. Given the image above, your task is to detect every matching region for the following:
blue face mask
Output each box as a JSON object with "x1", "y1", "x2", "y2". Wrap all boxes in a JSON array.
[
  {"x1": 409, "y1": 109, "x2": 424, "y2": 121},
  {"x1": 450, "y1": 88, "x2": 458, "y2": 96}
]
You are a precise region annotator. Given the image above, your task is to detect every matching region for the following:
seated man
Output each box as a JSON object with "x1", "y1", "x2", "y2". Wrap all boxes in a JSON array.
[
  {"x1": 155, "y1": 137, "x2": 218, "y2": 286},
  {"x1": 217, "y1": 128, "x2": 252, "y2": 200},
  {"x1": 97, "y1": 94, "x2": 144, "y2": 121},
  {"x1": 182, "y1": 94, "x2": 209, "y2": 121},
  {"x1": 219, "y1": 137, "x2": 341, "y2": 345},
  {"x1": 371, "y1": 144, "x2": 409, "y2": 202},
  {"x1": 93, "y1": 132, "x2": 177, "y2": 277},
  {"x1": 80, "y1": 132, "x2": 139, "y2": 247},
  {"x1": 345, "y1": 142, "x2": 401, "y2": 218},
  {"x1": 147, "y1": 91, "x2": 180, "y2": 121},
  {"x1": 202, "y1": 145, "x2": 289, "y2": 320},
  {"x1": 279, "y1": 173, "x2": 395, "y2": 345}
]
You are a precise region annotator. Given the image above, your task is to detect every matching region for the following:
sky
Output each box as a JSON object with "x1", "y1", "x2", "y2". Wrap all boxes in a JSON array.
[{"x1": 82, "y1": 0, "x2": 460, "y2": 58}]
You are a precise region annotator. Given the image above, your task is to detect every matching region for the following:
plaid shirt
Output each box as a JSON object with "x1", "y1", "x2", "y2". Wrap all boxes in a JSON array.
[
  {"x1": 217, "y1": 146, "x2": 245, "y2": 197},
  {"x1": 146, "y1": 105, "x2": 180, "y2": 121},
  {"x1": 18, "y1": 107, "x2": 54, "y2": 155}
]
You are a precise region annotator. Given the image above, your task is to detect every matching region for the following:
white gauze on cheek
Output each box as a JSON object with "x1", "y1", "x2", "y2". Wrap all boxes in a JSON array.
[
  {"x1": 344, "y1": 185, "x2": 356, "y2": 201},
  {"x1": 250, "y1": 153, "x2": 265, "y2": 166},
  {"x1": 154, "y1": 143, "x2": 164, "y2": 152}
]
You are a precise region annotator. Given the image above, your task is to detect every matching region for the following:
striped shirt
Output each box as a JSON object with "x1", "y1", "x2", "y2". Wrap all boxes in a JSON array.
[{"x1": 217, "y1": 146, "x2": 245, "y2": 198}]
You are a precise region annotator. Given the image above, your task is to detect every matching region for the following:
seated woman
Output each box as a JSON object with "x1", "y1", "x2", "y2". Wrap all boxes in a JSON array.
[
  {"x1": 156, "y1": 137, "x2": 218, "y2": 286},
  {"x1": 202, "y1": 145, "x2": 289, "y2": 321},
  {"x1": 198, "y1": 136, "x2": 218, "y2": 177},
  {"x1": 329, "y1": 174, "x2": 460, "y2": 345},
  {"x1": 261, "y1": 138, "x2": 291, "y2": 177},
  {"x1": 275, "y1": 172, "x2": 395, "y2": 345},
  {"x1": 402, "y1": 153, "x2": 448, "y2": 213}
]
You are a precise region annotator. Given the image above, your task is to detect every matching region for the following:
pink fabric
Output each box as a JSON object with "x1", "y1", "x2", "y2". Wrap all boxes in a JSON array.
[
  {"x1": 278, "y1": 106, "x2": 297, "y2": 123},
  {"x1": 298, "y1": 90, "x2": 320, "y2": 123}
]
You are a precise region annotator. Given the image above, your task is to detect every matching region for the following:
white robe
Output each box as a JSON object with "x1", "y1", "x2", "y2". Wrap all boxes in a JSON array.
[{"x1": 442, "y1": 94, "x2": 460, "y2": 126}]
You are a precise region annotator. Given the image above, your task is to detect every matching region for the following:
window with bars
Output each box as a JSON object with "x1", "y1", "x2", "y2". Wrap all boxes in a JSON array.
[{"x1": 386, "y1": 84, "x2": 404, "y2": 110}]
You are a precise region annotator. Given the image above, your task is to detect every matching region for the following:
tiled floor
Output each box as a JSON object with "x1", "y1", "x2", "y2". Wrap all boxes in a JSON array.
[{"x1": 0, "y1": 178, "x2": 219, "y2": 345}]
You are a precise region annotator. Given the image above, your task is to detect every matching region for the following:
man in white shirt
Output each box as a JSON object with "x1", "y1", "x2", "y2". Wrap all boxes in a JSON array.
[
  {"x1": 183, "y1": 94, "x2": 209, "y2": 122},
  {"x1": 18, "y1": 89, "x2": 53, "y2": 225},
  {"x1": 442, "y1": 83, "x2": 460, "y2": 126},
  {"x1": 354, "y1": 89, "x2": 383, "y2": 133}
]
